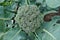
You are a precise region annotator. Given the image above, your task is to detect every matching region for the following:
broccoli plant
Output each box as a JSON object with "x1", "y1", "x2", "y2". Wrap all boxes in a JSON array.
[{"x1": 0, "y1": 0, "x2": 60, "y2": 40}]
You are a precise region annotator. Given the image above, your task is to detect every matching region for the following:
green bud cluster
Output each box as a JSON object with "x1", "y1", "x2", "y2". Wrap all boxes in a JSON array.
[{"x1": 15, "y1": 5, "x2": 42, "y2": 33}]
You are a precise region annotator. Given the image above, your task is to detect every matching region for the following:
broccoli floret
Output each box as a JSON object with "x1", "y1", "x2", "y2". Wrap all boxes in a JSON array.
[{"x1": 15, "y1": 5, "x2": 42, "y2": 33}]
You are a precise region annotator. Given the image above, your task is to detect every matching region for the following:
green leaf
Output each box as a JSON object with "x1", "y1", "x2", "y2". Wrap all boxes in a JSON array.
[
  {"x1": 0, "y1": 6, "x2": 4, "y2": 18},
  {"x1": 36, "y1": 0, "x2": 43, "y2": 4},
  {"x1": 0, "y1": 20, "x2": 5, "y2": 32},
  {"x1": 42, "y1": 16, "x2": 60, "y2": 40},
  {"x1": 0, "y1": 6, "x2": 15, "y2": 20},
  {"x1": 0, "y1": 0, "x2": 4, "y2": 3},
  {"x1": 34, "y1": 10, "x2": 60, "y2": 40},
  {"x1": 4, "y1": 2, "x2": 17, "y2": 12},
  {"x1": 46, "y1": 0, "x2": 60, "y2": 8},
  {"x1": 0, "y1": 20, "x2": 6, "y2": 39},
  {"x1": 3, "y1": 28, "x2": 27, "y2": 40}
]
